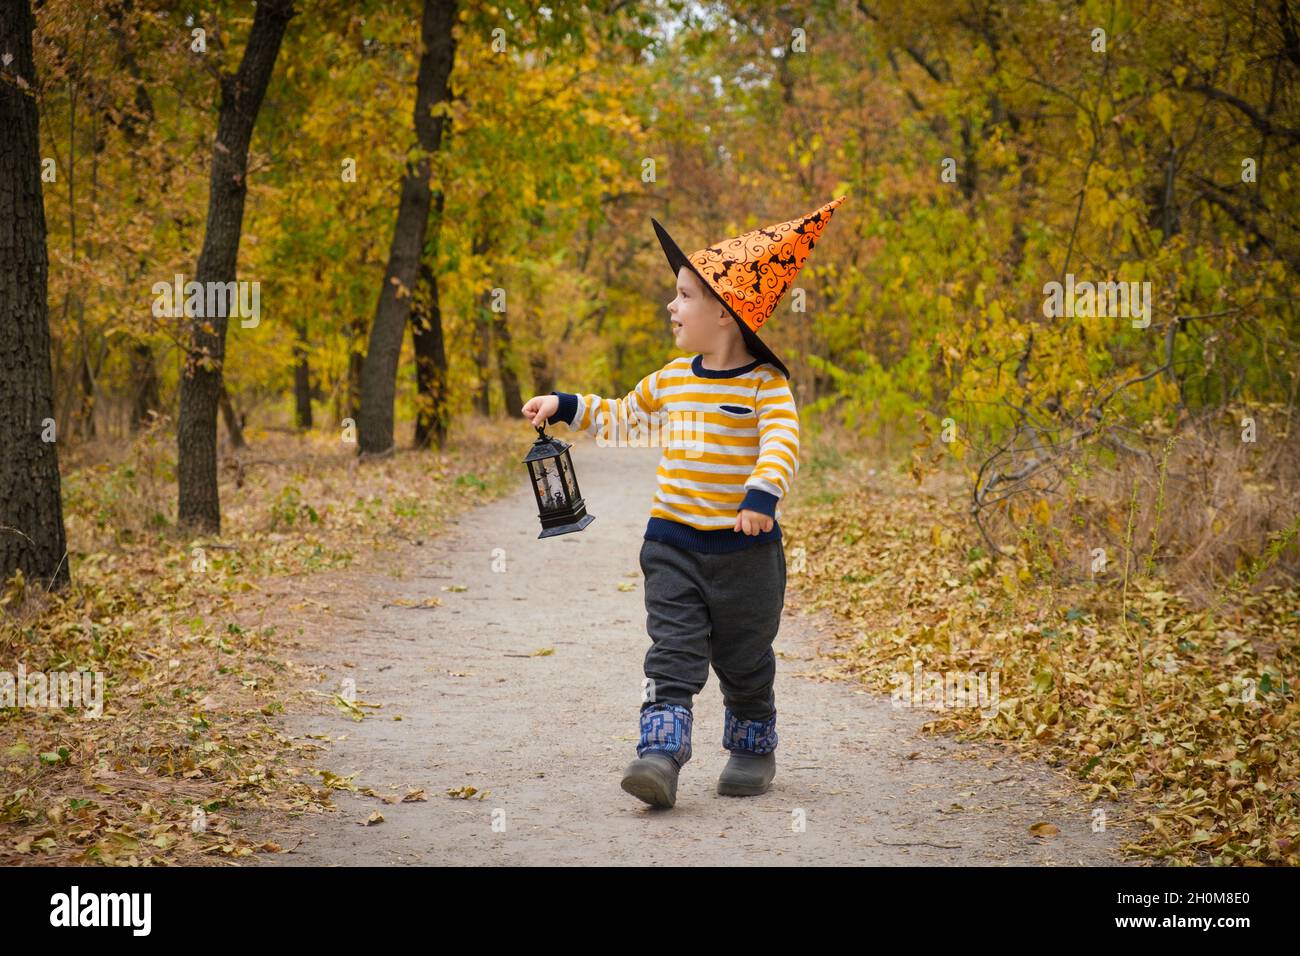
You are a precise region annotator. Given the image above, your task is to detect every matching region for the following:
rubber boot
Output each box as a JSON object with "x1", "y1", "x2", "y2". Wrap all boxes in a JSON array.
[
  {"x1": 717, "y1": 707, "x2": 777, "y2": 796},
  {"x1": 621, "y1": 702, "x2": 692, "y2": 808}
]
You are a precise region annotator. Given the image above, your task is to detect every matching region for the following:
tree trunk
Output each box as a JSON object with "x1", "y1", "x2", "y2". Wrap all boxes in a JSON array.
[
  {"x1": 412, "y1": 256, "x2": 450, "y2": 450},
  {"x1": 345, "y1": 312, "x2": 366, "y2": 425},
  {"x1": 112, "y1": 0, "x2": 162, "y2": 439},
  {"x1": 176, "y1": 0, "x2": 294, "y2": 532},
  {"x1": 0, "y1": 0, "x2": 70, "y2": 590},
  {"x1": 357, "y1": 0, "x2": 457, "y2": 455},
  {"x1": 294, "y1": 319, "x2": 313, "y2": 431},
  {"x1": 529, "y1": 352, "x2": 555, "y2": 396},
  {"x1": 76, "y1": 333, "x2": 97, "y2": 440},
  {"x1": 493, "y1": 307, "x2": 522, "y2": 416},
  {"x1": 474, "y1": 288, "x2": 493, "y2": 415},
  {"x1": 129, "y1": 341, "x2": 161, "y2": 431},
  {"x1": 218, "y1": 383, "x2": 246, "y2": 450}
]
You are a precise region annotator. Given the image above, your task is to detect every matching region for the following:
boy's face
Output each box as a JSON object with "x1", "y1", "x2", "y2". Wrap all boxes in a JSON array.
[{"x1": 667, "y1": 266, "x2": 733, "y2": 351}]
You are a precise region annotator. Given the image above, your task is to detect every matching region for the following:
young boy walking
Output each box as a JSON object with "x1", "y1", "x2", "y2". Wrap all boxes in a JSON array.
[{"x1": 521, "y1": 196, "x2": 845, "y2": 808}]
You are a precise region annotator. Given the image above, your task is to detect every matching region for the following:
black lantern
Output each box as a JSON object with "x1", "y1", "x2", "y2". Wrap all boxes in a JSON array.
[{"x1": 523, "y1": 425, "x2": 595, "y2": 538}]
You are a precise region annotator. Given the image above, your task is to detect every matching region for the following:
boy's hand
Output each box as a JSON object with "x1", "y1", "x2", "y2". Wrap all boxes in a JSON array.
[
  {"x1": 734, "y1": 508, "x2": 774, "y2": 535},
  {"x1": 521, "y1": 394, "x2": 560, "y2": 427}
]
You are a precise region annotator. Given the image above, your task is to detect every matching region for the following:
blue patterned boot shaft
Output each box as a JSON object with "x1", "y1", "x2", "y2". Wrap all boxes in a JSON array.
[
  {"x1": 637, "y1": 703, "x2": 693, "y2": 768},
  {"x1": 723, "y1": 708, "x2": 778, "y2": 755}
]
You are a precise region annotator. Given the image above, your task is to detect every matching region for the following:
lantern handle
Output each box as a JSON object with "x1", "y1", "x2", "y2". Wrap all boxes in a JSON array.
[{"x1": 535, "y1": 424, "x2": 549, "y2": 440}]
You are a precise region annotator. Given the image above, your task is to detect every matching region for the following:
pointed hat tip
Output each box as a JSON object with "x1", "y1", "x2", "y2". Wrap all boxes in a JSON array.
[{"x1": 811, "y1": 196, "x2": 846, "y2": 221}]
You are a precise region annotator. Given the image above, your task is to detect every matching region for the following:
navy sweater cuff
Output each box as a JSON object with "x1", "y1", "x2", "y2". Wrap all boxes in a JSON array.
[
  {"x1": 549, "y1": 391, "x2": 578, "y2": 427},
  {"x1": 738, "y1": 487, "x2": 779, "y2": 517}
]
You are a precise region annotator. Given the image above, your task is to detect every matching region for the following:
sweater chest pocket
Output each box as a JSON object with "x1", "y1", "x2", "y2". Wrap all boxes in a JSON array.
[{"x1": 717, "y1": 404, "x2": 754, "y2": 417}]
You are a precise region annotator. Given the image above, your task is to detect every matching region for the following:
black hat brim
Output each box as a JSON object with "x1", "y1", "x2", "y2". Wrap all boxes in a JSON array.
[{"x1": 651, "y1": 217, "x2": 790, "y2": 380}]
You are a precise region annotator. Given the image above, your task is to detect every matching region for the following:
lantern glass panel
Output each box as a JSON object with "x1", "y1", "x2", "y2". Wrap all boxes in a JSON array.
[
  {"x1": 557, "y1": 450, "x2": 577, "y2": 499},
  {"x1": 531, "y1": 456, "x2": 568, "y2": 513}
]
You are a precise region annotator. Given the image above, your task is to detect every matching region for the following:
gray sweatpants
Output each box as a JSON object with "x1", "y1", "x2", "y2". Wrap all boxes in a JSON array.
[{"x1": 637, "y1": 537, "x2": 787, "y2": 722}]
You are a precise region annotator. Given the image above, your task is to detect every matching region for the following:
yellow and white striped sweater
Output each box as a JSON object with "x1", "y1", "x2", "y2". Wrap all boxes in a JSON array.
[{"x1": 549, "y1": 353, "x2": 799, "y2": 553}]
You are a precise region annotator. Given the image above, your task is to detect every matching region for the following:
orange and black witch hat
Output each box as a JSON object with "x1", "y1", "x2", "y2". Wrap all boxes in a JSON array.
[{"x1": 652, "y1": 196, "x2": 846, "y2": 379}]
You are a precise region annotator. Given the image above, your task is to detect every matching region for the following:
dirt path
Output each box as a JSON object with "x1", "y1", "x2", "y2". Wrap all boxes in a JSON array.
[{"x1": 246, "y1": 440, "x2": 1143, "y2": 866}]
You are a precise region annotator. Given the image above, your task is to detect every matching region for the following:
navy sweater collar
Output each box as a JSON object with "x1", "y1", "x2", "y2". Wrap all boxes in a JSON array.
[{"x1": 692, "y1": 353, "x2": 760, "y2": 378}]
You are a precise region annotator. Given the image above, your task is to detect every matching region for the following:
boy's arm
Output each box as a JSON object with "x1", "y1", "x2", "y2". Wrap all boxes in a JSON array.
[
  {"x1": 547, "y1": 367, "x2": 664, "y2": 440},
  {"x1": 737, "y1": 375, "x2": 800, "y2": 518}
]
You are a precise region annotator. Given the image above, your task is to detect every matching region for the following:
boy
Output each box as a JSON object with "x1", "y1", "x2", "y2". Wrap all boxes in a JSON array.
[{"x1": 520, "y1": 197, "x2": 845, "y2": 808}]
